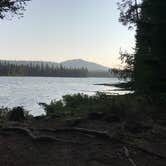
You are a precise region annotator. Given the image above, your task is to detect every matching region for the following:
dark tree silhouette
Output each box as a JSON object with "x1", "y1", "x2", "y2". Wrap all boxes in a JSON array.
[
  {"x1": 118, "y1": 0, "x2": 166, "y2": 94},
  {"x1": 0, "y1": 61, "x2": 89, "y2": 77},
  {"x1": 135, "y1": 0, "x2": 166, "y2": 93},
  {"x1": 117, "y1": 0, "x2": 141, "y2": 29},
  {"x1": 0, "y1": 0, "x2": 30, "y2": 19}
]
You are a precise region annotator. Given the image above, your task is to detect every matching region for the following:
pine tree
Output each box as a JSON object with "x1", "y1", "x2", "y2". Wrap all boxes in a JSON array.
[{"x1": 118, "y1": 0, "x2": 166, "y2": 94}]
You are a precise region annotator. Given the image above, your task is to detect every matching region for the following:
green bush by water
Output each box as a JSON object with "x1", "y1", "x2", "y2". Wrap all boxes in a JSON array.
[{"x1": 40, "y1": 92, "x2": 162, "y2": 122}]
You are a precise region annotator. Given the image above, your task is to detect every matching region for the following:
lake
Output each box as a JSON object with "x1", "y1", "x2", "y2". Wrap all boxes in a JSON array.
[{"x1": 0, "y1": 77, "x2": 129, "y2": 116}]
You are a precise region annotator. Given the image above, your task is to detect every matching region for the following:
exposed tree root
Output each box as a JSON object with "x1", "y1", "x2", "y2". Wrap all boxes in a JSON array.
[
  {"x1": 36, "y1": 127, "x2": 115, "y2": 139},
  {"x1": 123, "y1": 146, "x2": 137, "y2": 166},
  {"x1": 128, "y1": 143, "x2": 166, "y2": 160},
  {"x1": 0, "y1": 127, "x2": 85, "y2": 144},
  {"x1": 34, "y1": 127, "x2": 166, "y2": 160},
  {"x1": 0, "y1": 126, "x2": 166, "y2": 160}
]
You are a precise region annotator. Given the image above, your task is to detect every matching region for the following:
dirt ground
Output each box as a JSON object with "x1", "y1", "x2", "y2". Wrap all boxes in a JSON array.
[{"x1": 0, "y1": 117, "x2": 166, "y2": 166}]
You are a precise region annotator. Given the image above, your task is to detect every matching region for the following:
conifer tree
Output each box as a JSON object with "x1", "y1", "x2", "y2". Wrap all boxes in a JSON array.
[{"x1": 118, "y1": 0, "x2": 166, "y2": 94}]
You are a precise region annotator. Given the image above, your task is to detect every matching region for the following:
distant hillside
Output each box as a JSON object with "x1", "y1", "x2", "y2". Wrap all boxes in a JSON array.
[
  {"x1": 0, "y1": 59, "x2": 110, "y2": 71},
  {"x1": 0, "y1": 60, "x2": 58, "y2": 68},
  {"x1": 60, "y1": 59, "x2": 109, "y2": 71}
]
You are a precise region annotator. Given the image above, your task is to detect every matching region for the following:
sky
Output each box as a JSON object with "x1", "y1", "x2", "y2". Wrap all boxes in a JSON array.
[{"x1": 0, "y1": 0, "x2": 135, "y2": 68}]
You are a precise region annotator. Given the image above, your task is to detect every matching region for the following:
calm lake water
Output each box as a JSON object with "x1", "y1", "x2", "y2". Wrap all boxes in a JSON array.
[{"x1": 0, "y1": 77, "x2": 129, "y2": 116}]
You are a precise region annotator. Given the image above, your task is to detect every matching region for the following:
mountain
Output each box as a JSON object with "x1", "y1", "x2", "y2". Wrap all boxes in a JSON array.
[
  {"x1": 60, "y1": 59, "x2": 109, "y2": 71},
  {"x1": 0, "y1": 59, "x2": 110, "y2": 71}
]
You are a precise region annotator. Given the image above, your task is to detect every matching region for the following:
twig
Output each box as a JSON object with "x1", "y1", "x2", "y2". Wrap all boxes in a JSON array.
[{"x1": 123, "y1": 146, "x2": 137, "y2": 166}]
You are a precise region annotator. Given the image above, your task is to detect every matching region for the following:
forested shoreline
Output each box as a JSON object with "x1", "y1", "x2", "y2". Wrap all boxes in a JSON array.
[{"x1": 0, "y1": 61, "x2": 110, "y2": 77}]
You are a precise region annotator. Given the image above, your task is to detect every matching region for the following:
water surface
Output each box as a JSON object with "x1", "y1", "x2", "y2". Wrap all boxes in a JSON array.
[{"x1": 0, "y1": 77, "x2": 128, "y2": 115}]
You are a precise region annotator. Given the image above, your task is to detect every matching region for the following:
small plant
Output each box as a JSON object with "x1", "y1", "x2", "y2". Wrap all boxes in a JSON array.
[
  {"x1": 39, "y1": 100, "x2": 65, "y2": 117},
  {"x1": 7, "y1": 106, "x2": 28, "y2": 121},
  {"x1": 40, "y1": 93, "x2": 128, "y2": 117},
  {"x1": 39, "y1": 92, "x2": 162, "y2": 129},
  {"x1": 0, "y1": 107, "x2": 11, "y2": 119},
  {"x1": 0, "y1": 106, "x2": 31, "y2": 121}
]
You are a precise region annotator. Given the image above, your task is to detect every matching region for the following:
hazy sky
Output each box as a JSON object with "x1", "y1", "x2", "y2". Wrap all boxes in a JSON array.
[{"x1": 0, "y1": 0, "x2": 135, "y2": 68}]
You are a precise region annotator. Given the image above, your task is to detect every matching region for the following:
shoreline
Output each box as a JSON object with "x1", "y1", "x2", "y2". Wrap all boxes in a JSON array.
[
  {"x1": 0, "y1": 93, "x2": 165, "y2": 165},
  {"x1": 95, "y1": 81, "x2": 133, "y2": 90}
]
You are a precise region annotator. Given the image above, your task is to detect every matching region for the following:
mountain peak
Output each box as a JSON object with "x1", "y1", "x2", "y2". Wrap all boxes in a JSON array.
[{"x1": 61, "y1": 59, "x2": 109, "y2": 71}]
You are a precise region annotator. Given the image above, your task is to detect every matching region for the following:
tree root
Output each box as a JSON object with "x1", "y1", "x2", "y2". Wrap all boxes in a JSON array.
[
  {"x1": 0, "y1": 127, "x2": 85, "y2": 144},
  {"x1": 35, "y1": 127, "x2": 166, "y2": 160},
  {"x1": 128, "y1": 143, "x2": 166, "y2": 160},
  {"x1": 35, "y1": 127, "x2": 115, "y2": 138},
  {"x1": 123, "y1": 146, "x2": 137, "y2": 166},
  {"x1": 0, "y1": 126, "x2": 166, "y2": 160}
]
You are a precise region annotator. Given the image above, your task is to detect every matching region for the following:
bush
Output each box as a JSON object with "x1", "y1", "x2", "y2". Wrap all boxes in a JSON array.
[
  {"x1": 0, "y1": 106, "x2": 30, "y2": 121},
  {"x1": 0, "y1": 107, "x2": 11, "y2": 119},
  {"x1": 40, "y1": 92, "x2": 129, "y2": 117},
  {"x1": 6, "y1": 107, "x2": 28, "y2": 121},
  {"x1": 39, "y1": 92, "x2": 161, "y2": 127},
  {"x1": 39, "y1": 100, "x2": 65, "y2": 117}
]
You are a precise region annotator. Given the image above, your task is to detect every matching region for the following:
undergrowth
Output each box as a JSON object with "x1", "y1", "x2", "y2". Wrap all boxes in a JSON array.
[{"x1": 40, "y1": 92, "x2": 164, "y2": 122}]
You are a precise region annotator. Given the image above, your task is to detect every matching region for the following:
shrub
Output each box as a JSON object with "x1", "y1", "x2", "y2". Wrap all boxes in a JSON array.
[
  {"x1": 63, "y1": 93, "x2": 90, "y2": 108},
  {"x1": 40, "y1": 100, "x2": 65, "y2": 117},
  {"x1": 0, "y1": 107, "x2": 10, "y2": 119},
  {"x1": 0, "y1": 106, "x2": 31, "y2": 121},
  {"x1": 6, "y1": 107, "x2": 27, "y2": 121},
  {"x1": 40, "y1": 92, "x2": 128, "y2": 117},
  {"x1": 40, "y1": 92, "x2": 160, "y2": 127}
]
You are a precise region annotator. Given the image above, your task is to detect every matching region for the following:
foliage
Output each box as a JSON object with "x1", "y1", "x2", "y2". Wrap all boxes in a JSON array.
[
  {"x1": 117, "y1": 0, "x2": 141, "y2": 29},
  {"x1": 134, "y1": 0, "x2": 166, "y2": 94},
  {"x1": 40, "y1": 92, "x2": 161, "y2": 125},
  {"x1": 0, "y1": 107, "x2": 10, "y2": 119},
  {"x1": 0, "y1": 106, "x2": 30, "y2": 121},
  {"x1": 41, "y1": 93, "x2": 109, "y2": 117},
  {"x1": 116, "y1": 0, "x2": 141, "y2": 82},
  {"x1": 39, "y1": 101, "x2": 65, "y2": 117},
  {"x1": 111, "y1": 49, "x2": 135, "y2": 80},
  {"x1": 119, "y1": 50, "x2": 134, "y2": 72},
  {"x1": 118, "y1": 0, "x2": 166, "y2": 94},
  {"x1": 7, "y1": 106, "x2": 25, "y2": 121},
  {"x1": 0, "y1": 0, "x2": 30, "y2": 19}
]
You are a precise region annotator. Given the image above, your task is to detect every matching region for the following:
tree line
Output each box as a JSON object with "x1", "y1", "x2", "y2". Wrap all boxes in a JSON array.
[
  {"x1": 0, "y1": 61, "x2": 88, "y2": 77},
  {"x1": 0, "y1": 61, "x2": 111, "y2": 77}
]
